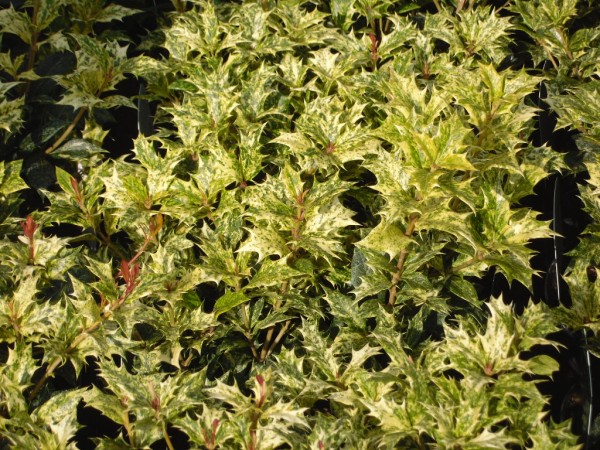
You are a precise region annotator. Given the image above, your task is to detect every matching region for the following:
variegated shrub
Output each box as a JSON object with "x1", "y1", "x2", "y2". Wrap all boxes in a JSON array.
[{"x1": 1, "y1": 0, "x2": 599, "y2": 448}]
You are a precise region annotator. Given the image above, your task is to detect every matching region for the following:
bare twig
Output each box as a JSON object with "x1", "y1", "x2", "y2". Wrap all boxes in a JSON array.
[{"x1": 260, "y1": 282, "x2": 287, "y2": 362}]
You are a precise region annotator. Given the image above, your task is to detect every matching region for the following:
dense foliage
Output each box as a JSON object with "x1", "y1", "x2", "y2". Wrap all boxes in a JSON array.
[{"x1": 0, "y1": 0, "x2": 599, "y2": 448}]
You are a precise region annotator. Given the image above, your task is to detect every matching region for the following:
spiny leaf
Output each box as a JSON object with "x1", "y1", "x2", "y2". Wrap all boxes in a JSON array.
[
  {"x1": 356, "y1": 221, "x2": 412, "y2": 260},
  {"x1": 0, "y1": 160, "x2": 27, "y2": 196},
  {"x1": 244, "y1": 258, "x2": 304, "y2": 291}
]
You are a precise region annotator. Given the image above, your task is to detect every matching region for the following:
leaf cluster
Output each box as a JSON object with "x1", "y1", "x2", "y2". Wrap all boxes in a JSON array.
[{"x1": 1, "y1": 0, "x2": 599, "y2": 448}]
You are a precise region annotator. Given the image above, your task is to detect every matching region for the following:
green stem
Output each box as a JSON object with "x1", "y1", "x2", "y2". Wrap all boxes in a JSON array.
[
  {"x1": 45, "y1": 107, "x2": 88, "y2": 154},
  {"x1": 22, "y1": 0, "x2": 40, "y2": 98},
  {"x1": 265, "y1": 320, "x2": 291, "y2": 359},
  {"x1": 242, "y1": 304, "x2": 260, "y2": 360},
  {"x1": 542, "y1": 44, "x2": 560, "y2": 71},
  {"x1": 122, "y1": 409, "x2": 135, "y2": 447},
  {"x1": 8, "y1": 302, "x2": 22, "y2": 341},
  {"x1": 261, "y1": 193, "x2": 304, "y2": 361},
  {"x1": 260, "y1": 282, "x2": 287, "y2": 361},
  {"x1": 495, "y1": 1, "x2": 510, "y2": 13},
  {"x1": 98, "y1": 230, "x2": 129, "y2": 262},
  {"x1": 28, "y1": 317, "x2": 102, "y2": 401},
  {"x1": 383, "y1": 18, "x2": 391, "y2": 34},
  {"x1": 449, "y1": 252, "x2": 483, "y2": 274},
  {"x1": 173, "y1": 0, "x2": 185, "y2": 13},
  {"x1": 28, "y1": 226, "x2": 151, "y2": 401},
  {"x1": 388, "y1": 214, "x2": 418, "y2": 307},
  {"x1": 448, "y1": 171, "x2": 472, "y2": 212},
  {"x1": 163, "y1": 422, "x2": 176, "y2": 450},
  {"x1": 45, "y1": 47, "x2": 117, "y2": 155}
]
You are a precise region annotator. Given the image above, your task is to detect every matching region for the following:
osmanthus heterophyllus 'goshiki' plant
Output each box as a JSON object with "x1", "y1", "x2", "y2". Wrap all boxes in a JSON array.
[{"x1": 0, "y1": 0, "x2": 598, "y2": 448}]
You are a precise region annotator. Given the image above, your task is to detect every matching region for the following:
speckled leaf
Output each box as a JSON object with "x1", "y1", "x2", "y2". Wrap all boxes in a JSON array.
[
  {"x1": 356, "y1": 222, "x2": 412, "y2": 259},
  {"x1": 0, "y1": 160, "x2": 27, "y2": 196},
  {"x1": 214, "y1": 291, "x2": 251, "y2": 318}
]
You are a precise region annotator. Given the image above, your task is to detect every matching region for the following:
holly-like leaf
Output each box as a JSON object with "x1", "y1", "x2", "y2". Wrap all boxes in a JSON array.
[
  {"x1": 356, "y1": 221, "x2": 412, "y2": 260},
  {"x1": 427, "y1": 6, "x2": 513, "y2": 64},
  {"x1": 214, "y1": 291, "x2": 251, "y2": 318},
  {"x1": 547, "y1": 80, "x2": 600, "y2": 145},
  {"x1": 0, "y1": 6, "x2": 34, "y2": 45},
  {"x1": 0, "y1": 160, "x2": 27, "y2": 196},
  {"x1": 273, "y1": 96, "x2": 379, "y2": 170},
  {"x1": 0, "y1": 95, "x2": 25, "y2": 134},
  {"x1": 244, "y1": 165, "x2": 355, "y2": 264},
  {"x1": 244, "y1": 258, "x2": 304, "y2": 291},
  {"x1": 472, "y1": 178, "x2": 552, "y2": 286},
  {"x1": 237, "y1": 227, "x2": 290, "y2": 262},
  {"x1": 56, "y1": 36, "x2": 133, "y2": 111}
]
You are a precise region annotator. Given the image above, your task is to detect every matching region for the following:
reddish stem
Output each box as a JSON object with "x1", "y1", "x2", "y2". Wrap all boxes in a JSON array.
[{"x1": 21, "y1": 215, "x2": 38, "y2": 264}]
